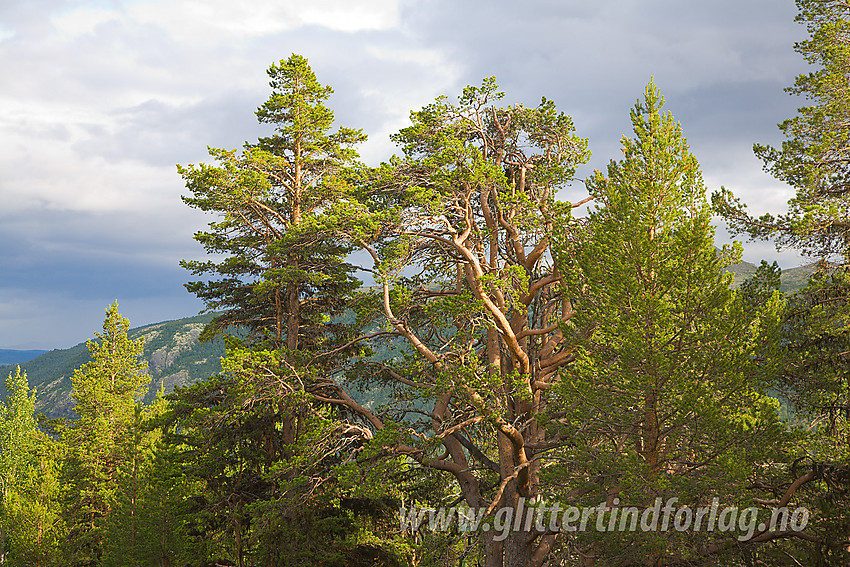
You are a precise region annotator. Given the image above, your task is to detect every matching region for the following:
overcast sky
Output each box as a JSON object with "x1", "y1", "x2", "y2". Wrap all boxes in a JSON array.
[{"x1": 0, "y1": 0, "x2": 812, "y2": 348}]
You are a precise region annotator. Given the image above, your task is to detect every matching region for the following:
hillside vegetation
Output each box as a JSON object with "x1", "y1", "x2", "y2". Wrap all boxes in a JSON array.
[
  {"x1": 0, "y1": 312, "x2": 224, "y2": 418},
  {"x1": 3, "y1": 18, "x2": 850, "y2": 561},
  {"x1": 725, "y1": 258, "x2": 815, "y2": 293}
]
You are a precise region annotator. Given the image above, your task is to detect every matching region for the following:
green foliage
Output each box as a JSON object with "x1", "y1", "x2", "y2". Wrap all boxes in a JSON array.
[
  {"x1": 714, "y1": 0, "x2": 850, "y2": 262},
  {"x1": 100, "y1": 398, "x2": 193, "y2": 567},
  {"x1": 161, "y1": 345, "x2": 410, "y2": 566},
  {"x1": 346, "y1": 75, "x2": 595, "y2": 564},
  {"x1": 559, "y1": 82, "x2": 787, "y2": 562},
  {"x1": 179, "y1": 53, "x2": 365, "y2": 349},
  {"x1": 0, "y1": 367, "x2": 64, "y2": 566},
  {"x1": 11, "y1": 48, "x2": 848, "y2": 566},
  {"x1": 0, "y1": 367, "x2": 38, "y2": 498},
  {"x1": 61, "y1": 302, "x2": 150, "y2": 565},
  {"x1": 713, "y1": 2, "x2": 850, "y2": 561},
  {"x1": 768, "y1": 265, "x2": 850, "y2": 560},
  {"x1": 168, "y1": 54, "x2": 415, "y2": 566}
]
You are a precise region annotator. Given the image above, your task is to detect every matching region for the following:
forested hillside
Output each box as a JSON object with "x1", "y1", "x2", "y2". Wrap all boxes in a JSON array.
[
  {"x1": 726, "y1": 258, "x2": 814, "y2": 293},
  {"x1": 0, "y1": 313, "x2": 223, "y2": 418}
]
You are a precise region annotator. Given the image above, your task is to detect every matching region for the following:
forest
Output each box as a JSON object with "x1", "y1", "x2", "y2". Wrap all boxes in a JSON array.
[{"x1": 1, "y1": 1, "x2": 850, "y2": 566}]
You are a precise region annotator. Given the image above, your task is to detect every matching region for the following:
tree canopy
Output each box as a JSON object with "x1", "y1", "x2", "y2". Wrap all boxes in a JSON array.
[
  {"x1": 559, "y1": 82, "x2": 787, "y2": 562},
  {"x1": 6, "y1": 26, "x2": 850, "y2": 564},
  {"x1": 179, "y1": 53, "x2": 365, "y2": 350},
  {"x1": 713, "y1": 0, "x2": 850, "y2": 561}
]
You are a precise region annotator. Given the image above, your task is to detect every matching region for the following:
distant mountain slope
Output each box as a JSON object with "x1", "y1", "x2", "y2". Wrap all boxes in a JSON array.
[
  {"x1": 0, "y1": 313, "x2": 225, "y2": 419},
  {"x1": 0, "y1": 349, "x2": 49, "y2": 365},
  {"x1": 724, "y1": 259, "x2": 815, "y2": 294}
]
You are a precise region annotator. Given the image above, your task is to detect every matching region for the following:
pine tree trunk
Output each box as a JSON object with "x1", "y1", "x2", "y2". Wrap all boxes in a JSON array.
[
  {"x1": 644, "y1": 386, "x2": 660, "y2": 476},
  {"x1": 0, "y1": 521, "x2": 6, "y2": 566},
  {"x1": 0, "y1": 483, "x2": 5, "y2": 566}
]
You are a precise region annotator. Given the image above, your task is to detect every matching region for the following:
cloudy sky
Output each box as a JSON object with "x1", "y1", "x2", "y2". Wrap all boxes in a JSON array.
[{"x1": 0, "y1": 0, "x2": 811, "y2": 348}]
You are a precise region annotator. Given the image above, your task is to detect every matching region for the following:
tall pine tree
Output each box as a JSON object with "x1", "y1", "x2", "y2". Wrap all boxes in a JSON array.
[
  {"x1": 713, "y1": 2, "x2": 850, "y2": 560},
  {"x1": 559, "y1": 82, "x2": 786, "y2": 563},
  {"x1": 179, "y1": 53, "x2": 365, "y2": 350},
  {"x1": 172, "y1": 55, "x2": 402, "y2": 566},
  {"x1": 61, "y1": 302, "x2": 149, "y2": 566}
]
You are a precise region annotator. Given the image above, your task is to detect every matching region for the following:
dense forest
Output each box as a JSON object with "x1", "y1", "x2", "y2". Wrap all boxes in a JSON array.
[{"x1": 2, "y1": 1, "x2": 850, "y2": 565}]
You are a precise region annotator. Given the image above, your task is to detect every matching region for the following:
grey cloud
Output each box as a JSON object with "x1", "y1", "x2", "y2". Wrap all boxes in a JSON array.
[
  {"x1": 0, "y1": 210, "x2": 202, "y2": 294},
  {"x1": 393, "y1": 0, "x2": 805, "y2": 131},
  {"x1": 0, "y1": 208, "x2": 208, "y2": 347},
  {"x1": 72, "y1": 93, "x2": 268, "y2": 167},
  {"x1": 0, "y1": 289, "x2": 204, "y2": 349}
]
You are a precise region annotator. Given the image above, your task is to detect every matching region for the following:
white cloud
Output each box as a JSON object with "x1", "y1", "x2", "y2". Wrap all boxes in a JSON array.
[
  {"x1": 0, "y1": 98, "x2": 165, "y2": 214},
  {"x1": 126, "y1": 0, "x2": 398, "y2": 45},
  {"x1": 295, "y1": 0, "x2": 398, "y2": 32},
  {"x1": 50, "y1": 6, "x2": 121, "y2": 39}
]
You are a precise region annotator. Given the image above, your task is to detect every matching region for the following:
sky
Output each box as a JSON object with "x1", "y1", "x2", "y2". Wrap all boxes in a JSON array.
[{"x1": 0, "y1": 0, "x2": 813, "y2": 349}]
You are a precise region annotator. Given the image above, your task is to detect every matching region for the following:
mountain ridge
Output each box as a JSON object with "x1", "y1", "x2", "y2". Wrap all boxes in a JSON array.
[
  {"x1": 0, "y1": 349, "x2": 49, "y2": 365},
  {"x1": 0, "y1": 312, "x2": 225, "y2": 419},
  {"x1": 724, "y1": 258, "x2": 815, "y2": 294}
]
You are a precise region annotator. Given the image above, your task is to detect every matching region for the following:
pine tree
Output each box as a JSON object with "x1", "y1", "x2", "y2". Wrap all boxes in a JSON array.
[
  {"x1": 61, "y1": 302, "x2": 149, "y2": 565},
  {"x1": 173, "y1": 55, "x2": 400, "y2": 566},
  {"x1": 712, "y1": 2, "x2": 850, "y2": 560},
  {"x1": 715, "y1": 0, "x2": 850, "y2": 261},
  {"x1": 559, "y1": 82, "x2": 786, "y2": 563},
  {"x1": 0, "y1": 367, "x2": 63, "y2": 566},
  {"x1": 339, "y1": 77, "x2": 591, "y2": 567},
  {"x1": 0, "y1": 366, "x2": 38, "y2": 564},
  {"x1": 101, "y1": 396, "x2": 191, "y2": 567},
  {"x1": 179, "y1": 53, "x2": 365, "y2": 350}
]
